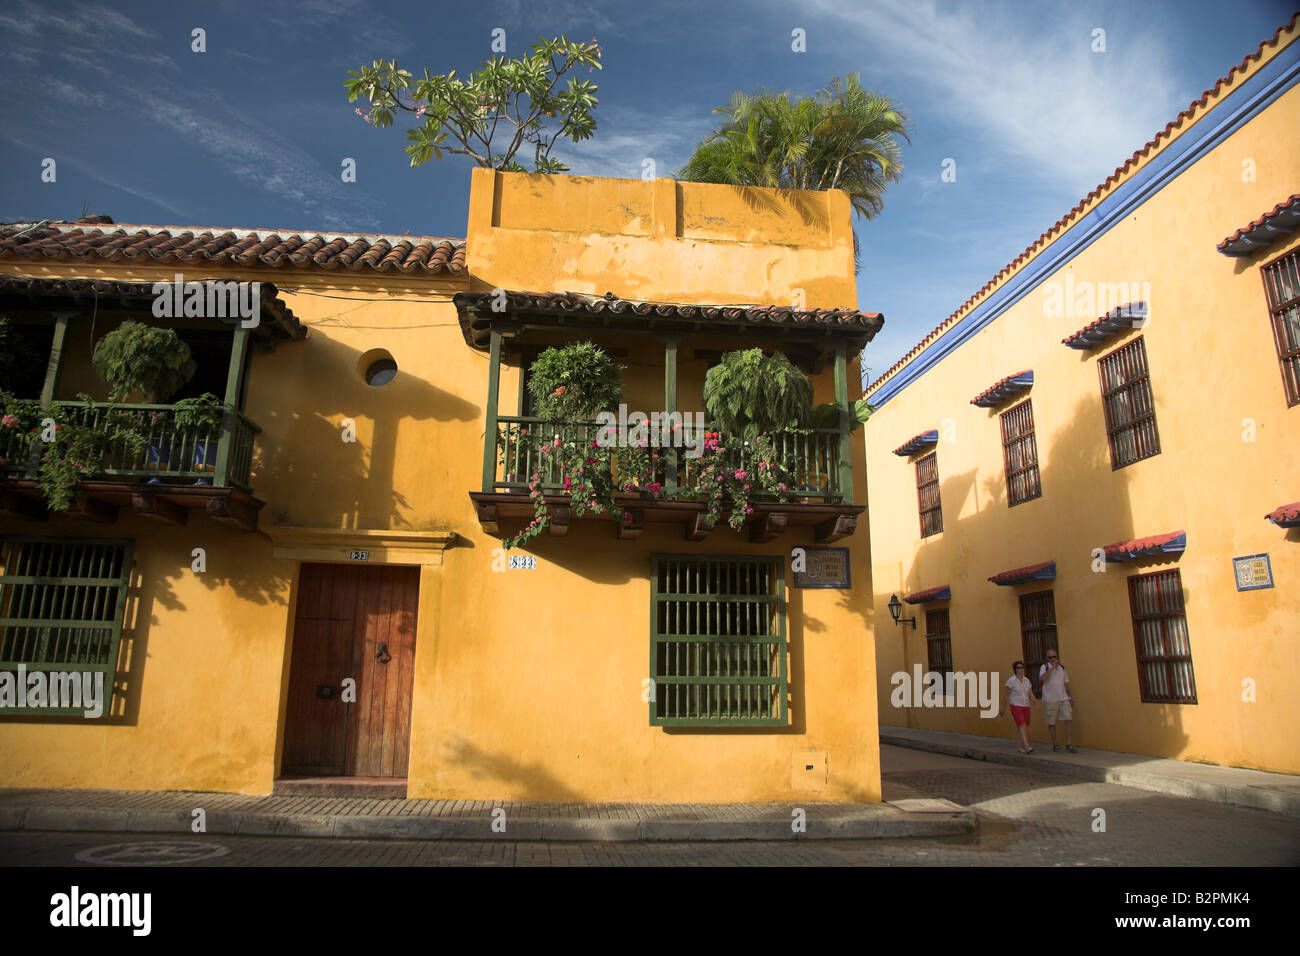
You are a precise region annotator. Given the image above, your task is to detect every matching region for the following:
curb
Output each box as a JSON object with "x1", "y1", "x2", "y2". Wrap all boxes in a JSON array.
[
  {"x1": 0, "y1": 804, "x2": 975, "y2": 843},
  {"x1": 881, "y1": 731, "x2": 1300, "y2": 819}
]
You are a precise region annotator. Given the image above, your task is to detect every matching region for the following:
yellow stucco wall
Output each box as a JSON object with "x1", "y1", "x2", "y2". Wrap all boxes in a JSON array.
[
  {"x1": 2, "y1": 171, "x2": 881, "y2": 801},
  {"x1": 865, "y1": 48, "x2": 1300, "y2": 773}
]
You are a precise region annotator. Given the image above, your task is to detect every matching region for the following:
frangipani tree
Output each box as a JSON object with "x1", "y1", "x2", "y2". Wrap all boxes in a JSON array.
[{"x1": 345, "y1": 35, "x2": 602, "y2": 173}]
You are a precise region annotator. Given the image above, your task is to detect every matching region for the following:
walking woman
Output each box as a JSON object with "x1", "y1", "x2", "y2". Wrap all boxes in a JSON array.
[{"x1": 1000, "y1": 661, "x2": 1038, "y2": 753}]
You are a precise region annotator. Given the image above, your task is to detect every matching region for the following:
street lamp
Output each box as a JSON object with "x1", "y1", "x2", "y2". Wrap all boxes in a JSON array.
[{"x1": 887, "y1": 594, "x2": 916, "y2": 629}]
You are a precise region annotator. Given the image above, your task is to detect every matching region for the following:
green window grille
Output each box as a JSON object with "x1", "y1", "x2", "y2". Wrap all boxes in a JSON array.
[
  {"x1": 0, "y1": 536, "x2": 133, "y2": 717},
  {"x1": 650, "y1": 554, "x2": 787, "y2": 727}
]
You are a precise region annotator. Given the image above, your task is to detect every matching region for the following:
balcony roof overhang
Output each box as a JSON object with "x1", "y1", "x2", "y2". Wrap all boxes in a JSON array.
[
  {"x1": 1217, "y1": 194, "x2": 1300, "y2": 257},
  {"x1": 0, "y1": 274, "x2": 307, "y2": 345},
  {"x1": 453, "y1": 290, "x2": 883, "y2": 355}
]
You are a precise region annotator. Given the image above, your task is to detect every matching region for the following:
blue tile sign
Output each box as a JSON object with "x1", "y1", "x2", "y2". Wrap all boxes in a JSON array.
[{"x1": 1233, "y1": 553, "x2": 1274, "y2": 591}]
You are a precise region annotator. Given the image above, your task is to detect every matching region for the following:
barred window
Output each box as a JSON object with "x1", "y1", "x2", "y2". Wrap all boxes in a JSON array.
[
  {"x1": 916, "y1": 452, "x2": 943, "y2": 537},
  {"x1": 1018, "y1": 591, "x2": 1057, "y2": 697},
  {"x1": 925, "y1": 609, "x2": 952, "y2": 677},
  {"x1": 0, "y1": 537, "x2": 132, "y2": 717},
  {"x1": 1128, "y1": 569, "x2": 1197, "y2": 704},
  {"x1": 650, "y1": 554, "x2": 787, "y2": 726},
  {"x1": 1000, "y1": 399, "x2": 1041, "y2": 505},
  {"x1": 1261, "y1": 249, "x2": 1300, "y2": 406},
  {"x1": 1097, "y1": 337, "x2": 1161, "y2": 468}
]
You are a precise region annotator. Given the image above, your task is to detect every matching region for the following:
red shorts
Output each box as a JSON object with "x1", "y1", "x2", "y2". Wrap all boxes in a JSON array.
[{"x1": 1010, "y1": 705, "x2": 1031, "y2": 727}]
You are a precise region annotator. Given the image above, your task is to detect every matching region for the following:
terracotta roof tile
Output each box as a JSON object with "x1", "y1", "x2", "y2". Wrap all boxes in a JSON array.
[
  {"x1": 0, "y1": 218, "x2": 466, "y2": 276},
  {"x1": 1266, "y1": 501, "x2": 1300, "y2": 527},
  {"x1": 988, "y1": 560, "x2": 1056, "y2": 586},
  {"x1": 866, "y1": 12, "x2": 1300, "y2": 397},
  {"x1": 1062, "y1": 302, "x2": 1148, "y2": 349},
  {"x1": 453, "y1": 289, "x2": 883, "y2": 351},
  {"x1": 892, "y1": 429, "x2": 939, "y2": 457},
  {"x1": 903, "y1": 585, "x2": 951, "y2": 604},
  {"x1": 971, "y1": 370, "x2": 1033, "y2": 407},
  {"x1": 1102, "y1": 530, "x2": 1186, "y2": 561},
  {"x1": 1218, "y1": 193, "x2": 1300, "y2": 256},
  {"x1": 0, "y1": 274, "x2": 305, "y2": 341}
]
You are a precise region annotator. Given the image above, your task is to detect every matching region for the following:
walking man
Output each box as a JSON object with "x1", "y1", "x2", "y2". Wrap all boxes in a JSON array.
[{"x1": 1039, "y1": 650, "x2": 1076, "y2": 752}]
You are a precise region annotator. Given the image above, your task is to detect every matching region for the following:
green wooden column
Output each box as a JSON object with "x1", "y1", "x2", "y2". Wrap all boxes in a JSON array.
[
  {"x1": 213, "y1": 325, "x2": 250, "y2": 488},
  {"x1": 662, "y1": 337, "x2": 680, "y2": 490},
  {"x1": 29, "y1": 312, "x2": 74, "y2": 477},
  {"x1": 481, "y1": 328, "x2": 503, "y2": 493},
  {"x1": 833, "y1": 342, "x2": 854, "y2": 506}
]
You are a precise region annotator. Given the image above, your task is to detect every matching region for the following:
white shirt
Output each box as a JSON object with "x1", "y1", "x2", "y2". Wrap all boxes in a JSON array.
[
  {"x1": 1005, "y1": 675, "x2": 1033, "y2": 707},
  {"x1": 1039, "y1": 662, "x2": 1070, "y2": 702}
]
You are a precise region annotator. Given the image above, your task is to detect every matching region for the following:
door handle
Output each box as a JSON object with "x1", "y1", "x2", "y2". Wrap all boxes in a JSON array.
[{"x1": 376, "y1": 642, "x2": 391, "y2": 663}]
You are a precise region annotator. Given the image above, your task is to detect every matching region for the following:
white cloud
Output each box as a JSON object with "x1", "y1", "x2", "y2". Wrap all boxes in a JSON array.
[{"x1": 805, "y1": 0, "x2": 1182, "y2": 195}]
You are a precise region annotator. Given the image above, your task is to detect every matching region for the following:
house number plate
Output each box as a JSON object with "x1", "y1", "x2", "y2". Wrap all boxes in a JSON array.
[{"x1": 348, "y1": 550, "x2": 369, "y2": 562}]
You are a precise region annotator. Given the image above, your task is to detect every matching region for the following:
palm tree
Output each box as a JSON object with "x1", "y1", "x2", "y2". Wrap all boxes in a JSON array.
[{"x1": 677, "y1": 75, "x2": 909, "y2": 269}]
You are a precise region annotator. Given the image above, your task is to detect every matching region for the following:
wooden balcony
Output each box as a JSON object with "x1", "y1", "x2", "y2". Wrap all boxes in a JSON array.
[
  {"x1": 1, "y1": 402, "x2": 265, "y2": 531},
  {"x1": 471, "y1": 416, "x2": 861, "y2": 544}
]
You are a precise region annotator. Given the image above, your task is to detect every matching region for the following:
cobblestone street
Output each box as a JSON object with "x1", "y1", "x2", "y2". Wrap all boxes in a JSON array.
[{"x1": 2, "y1": 746, "x2": 1295, "y2": 866}]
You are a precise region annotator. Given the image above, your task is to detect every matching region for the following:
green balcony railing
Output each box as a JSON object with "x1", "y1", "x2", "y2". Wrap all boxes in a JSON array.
[
  {"x1": 1, "y1": 402, "x2": 261, "y2": 493},
  {"x1": 490, "y1": 415, "x2": 844, "y2": 503}
]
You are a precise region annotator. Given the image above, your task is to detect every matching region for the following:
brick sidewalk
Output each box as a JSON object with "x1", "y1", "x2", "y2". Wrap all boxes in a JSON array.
[{"x1": 0, "y1": 787, "x2": 974, "y2": 842}]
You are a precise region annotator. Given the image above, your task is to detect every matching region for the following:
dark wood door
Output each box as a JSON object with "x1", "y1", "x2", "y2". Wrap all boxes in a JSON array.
[{"x1": 281, "y1": 563, "x2": 419, "y2": 778}]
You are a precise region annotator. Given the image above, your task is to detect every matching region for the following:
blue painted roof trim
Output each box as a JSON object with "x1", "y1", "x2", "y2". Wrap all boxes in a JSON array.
[
  {"x1": 1105, "y1": 531, "x2": 1188, "y2": 562},
  {"x1": 973, "y1": 370, "x2": 1035, "y2": 407},
  {"x1": 893, "y1": 429, "x2": 939, "y2": 456},
  {"x1": 868, "y1": 41, "x2": 1300, "y2": 409}
]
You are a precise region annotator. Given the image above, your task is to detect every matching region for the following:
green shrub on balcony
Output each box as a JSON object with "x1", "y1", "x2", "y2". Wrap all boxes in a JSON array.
[
  {"x1": 92, "y1": 321, "x2": 197, "y2": 402},
  {"x1": 527, "y1": 341, "x2": 624, "y2": 420}
]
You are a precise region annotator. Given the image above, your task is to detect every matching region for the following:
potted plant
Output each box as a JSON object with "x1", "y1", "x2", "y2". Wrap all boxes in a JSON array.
[
  {"x1": 171, "y1": 393, "x2": 226, "y2": 482},
  {"x1": 702, "y1": 348, "x2": 813, "y2": 440},
  {"x1": 93, "y1": 321, "x2": 198, "y2": 474}
]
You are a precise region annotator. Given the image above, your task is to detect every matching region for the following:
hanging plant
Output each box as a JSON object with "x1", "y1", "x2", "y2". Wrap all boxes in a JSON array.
[
  {"x1": 703, "y1": 349, "x2": 813, "y2": 441},
  {"x1": 92, "y1": 321, "x2": 196, "y2": 402},
  {"x1": 33, "y1": 396, "x2": 148, "y2": 511},
  {"x1": 526, "y1": 342, "x2": 624, "y2": 421}
]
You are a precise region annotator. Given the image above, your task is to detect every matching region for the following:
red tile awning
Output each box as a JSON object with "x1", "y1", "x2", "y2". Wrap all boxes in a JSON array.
[
  {"x1": 1266, "y1": 501, "x2": 1300, "y2": 528},
  {"x1": 892, "y1": 429, "x2": 939, "y2": 457},
  {"x1": 1103, "y1": 530, "x2": 1186, "y2": 562},
  {"x1": 1062, "y1": 302, "x2": 1147, "y2": 350},
  {"x1": 903, "y1": 585, "x2": 951, "y2": 604},
  {"x1": 1218, "y1": 194, "x2": 1300, "y2": 257},
  {"x1": 989, "y1": 560, "x2": 1056, "y2": 586},
  {"x1": 971, "y1": 370, "x2": 1033, "y2": 408}
]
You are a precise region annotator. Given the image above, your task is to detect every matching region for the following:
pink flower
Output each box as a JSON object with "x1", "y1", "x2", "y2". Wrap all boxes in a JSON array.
[
  {"x1": 590, "y1": 440, "x2": 599, "y2": 448},
  {"x1": 1, "y1": 414, "x2": 18, "y2": 429},
  {"x1": 646, "y1": 482, "x2": 662, "y2": 494},
  {"x1": 364, "y1": 114, "x2": 373, "y2": 124},
  {"x1": 354, "y1": 108, "x2": 363, "y2": 115},
  {"x1": 743, "y1": 484, "x2": 751, "y2": 491},
  {"x1": 585, "y1": 456, "x2": 596, "y2": 465},
  {"x1": 746, "y1": 506, "x2": 754, "y2": 515},
  {"x1": 553, "y1": 437, "x2": 561, "y2": 447},
  {"x1": 563, "y1": 476, "x2": 572, "y2": 491},
  {"x1": 733, "y1": 470, "x2": 747, "y2": 480},
  {"x1": 554, "y1": 385, "x2": 566, "y2": 396},
  {"x1": 778, "y1": 482, "x2": 788, "y2": 492}
]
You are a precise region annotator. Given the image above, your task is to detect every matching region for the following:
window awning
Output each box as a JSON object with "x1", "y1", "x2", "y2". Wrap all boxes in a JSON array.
[
  {"x1": 903, "y1": 585, "x2": 951, "y2": 604},
  {"x1": 1062, "y1": 302, "x2": 1147, "y2": 350},
  {"x1": 989, "y1": 560, "x2": 1055, "y2": 586},
  {"x1": 1217, "y1": 194, "x2": 1300, "y2": 257},
  {"x1": 1103, "y1": 530, "x2": 1186, "y2": 562},
  {"x1": 971, "y1": 370, "x2": 1033, "y2": 407},
  {"x1": 1266, "y1": 501, "x2": 1300, "y2": 528},
  {"x1": 892, "y1": 429, "x2": 939, "y2": 457}
]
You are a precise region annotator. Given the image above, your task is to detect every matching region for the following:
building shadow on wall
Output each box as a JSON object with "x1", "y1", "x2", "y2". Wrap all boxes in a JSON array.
[
  {"x1": 895, "y1": 390, "x2": 1189, "y2": 759},
  {"x1": 252, "y1": 332, "x2": 479, "y2": 531},
  {"x1": 441, "y1": 736, "x2": 587, "y2": 801}
]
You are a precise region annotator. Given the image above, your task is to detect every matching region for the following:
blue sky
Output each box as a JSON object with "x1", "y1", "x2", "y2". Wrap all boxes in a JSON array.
[{"x1": 0, "y1": 0, "x2": 1293, "y2": 377}]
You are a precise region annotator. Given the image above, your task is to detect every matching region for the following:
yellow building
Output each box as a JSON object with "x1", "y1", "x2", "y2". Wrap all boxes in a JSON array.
[
  {"x1": 865, "y1": 17, "x2": 1300, "y2": 774},
  {"x1": 0, "y1": 169, "x2": 884, "y2": 802}
]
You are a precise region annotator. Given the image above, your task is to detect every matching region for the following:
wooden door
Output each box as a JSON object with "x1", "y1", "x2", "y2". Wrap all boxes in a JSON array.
[{"x1": 281, "y1": 563, "x2": 419, "y2": 778}]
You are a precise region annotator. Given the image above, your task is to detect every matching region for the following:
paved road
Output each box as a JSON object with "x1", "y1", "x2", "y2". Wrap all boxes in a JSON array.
[{"x1": 1, "y1": 746, "x2": 1296, "y2": 866}]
